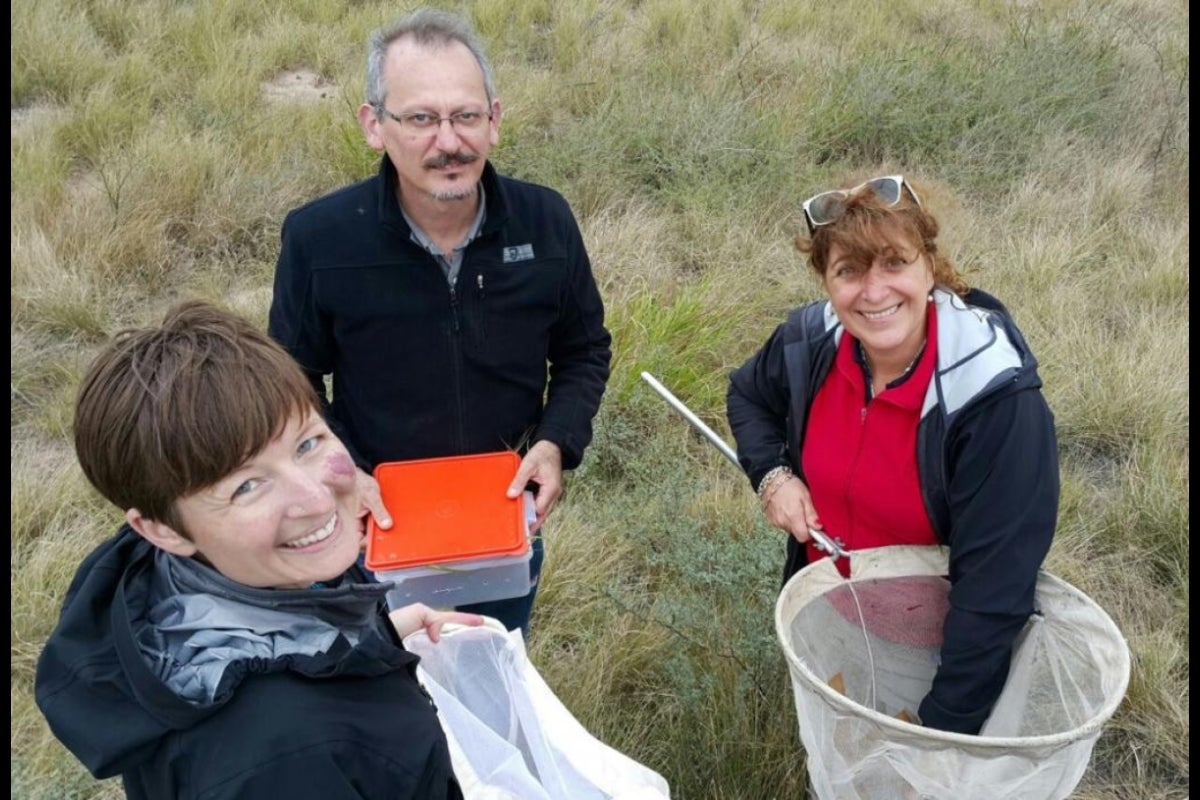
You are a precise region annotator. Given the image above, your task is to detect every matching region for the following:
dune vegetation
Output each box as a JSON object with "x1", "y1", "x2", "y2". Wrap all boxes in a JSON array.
[{"x1": 11, "y1": 1, "x2": 1188, "y2": 798}]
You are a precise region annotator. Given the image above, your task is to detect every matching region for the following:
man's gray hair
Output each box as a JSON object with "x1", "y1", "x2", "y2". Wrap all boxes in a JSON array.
[{"x1": 366, "y1": 8, "x2": 496, "y2": 112}]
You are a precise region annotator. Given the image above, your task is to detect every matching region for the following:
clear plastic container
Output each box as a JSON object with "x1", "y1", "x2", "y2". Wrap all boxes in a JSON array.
[{"x1": 379, "y1": 546, "x2": 534, "y2": 609}]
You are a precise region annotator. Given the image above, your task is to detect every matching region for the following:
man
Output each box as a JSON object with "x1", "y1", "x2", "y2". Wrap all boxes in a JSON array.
[{"x1": 268, "y1": 8, "x2": 611, "y2": 638}]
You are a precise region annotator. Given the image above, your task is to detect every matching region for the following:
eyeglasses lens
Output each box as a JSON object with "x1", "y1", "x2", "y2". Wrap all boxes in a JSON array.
[
  {"x1": 808, "y1": 192, "x2": 848, "y2": 226},
  {"x1": 865, "y1": 177, "x2": 903, "y2": 205}
]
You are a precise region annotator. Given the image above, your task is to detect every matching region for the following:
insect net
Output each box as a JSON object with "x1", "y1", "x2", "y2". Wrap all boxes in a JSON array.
[{"x1": 775, "y1": 545, "x2": 1130, "y2": 800}]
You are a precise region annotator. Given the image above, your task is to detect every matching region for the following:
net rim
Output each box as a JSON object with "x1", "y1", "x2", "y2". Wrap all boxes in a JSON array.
[{"x1": 773, "y1": 545, "x2": 1132, "y2": 749}]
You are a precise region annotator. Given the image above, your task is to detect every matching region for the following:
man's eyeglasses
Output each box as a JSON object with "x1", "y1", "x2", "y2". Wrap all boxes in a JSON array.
[
  {"x1": 375, "y1": 106, "x2": 493, "y2": 133},
  {"x1": 801, "y1": 175, "x2": 922, "y2": 234}
]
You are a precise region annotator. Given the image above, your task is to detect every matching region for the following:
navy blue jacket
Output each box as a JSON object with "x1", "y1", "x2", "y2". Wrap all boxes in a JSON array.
[
  {"x1": 35, "y1": 527, "x2": 462, "y2": 800},
  {"x1": 727, "y1": 289, "x2": 1059, "y2": 734},
  {"x1": 269, "y1": 157, "x2": 611, "y2": 471}
]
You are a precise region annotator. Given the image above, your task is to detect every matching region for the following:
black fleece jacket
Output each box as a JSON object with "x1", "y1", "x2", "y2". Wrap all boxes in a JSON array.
[{"x1": 269, "y1": 157, "x2": 611, "y2": 471}]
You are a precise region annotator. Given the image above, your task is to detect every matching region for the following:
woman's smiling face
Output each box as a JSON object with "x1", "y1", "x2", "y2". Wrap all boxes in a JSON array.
[
  {"x1": 158, "y1": 410, "x2": 364, "y2": 589},
  {"x1": 823, "y1": 226, "x2": 935, "y2": 368}
]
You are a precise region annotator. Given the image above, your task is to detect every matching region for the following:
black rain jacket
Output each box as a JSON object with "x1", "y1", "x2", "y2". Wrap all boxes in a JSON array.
[{"x1": 35, "y1": 527, "x2": 462, "y2": 800}]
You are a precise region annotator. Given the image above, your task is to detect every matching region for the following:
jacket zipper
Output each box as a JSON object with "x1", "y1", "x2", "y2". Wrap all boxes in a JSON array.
[{"x1": 446, "y1": 269, "x2": 467, "y2": 453}]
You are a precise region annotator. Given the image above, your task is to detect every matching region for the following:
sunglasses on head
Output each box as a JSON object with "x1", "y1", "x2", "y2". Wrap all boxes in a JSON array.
[{"x1": 801, "y1": 175, "x2": 922, "y2": 234}]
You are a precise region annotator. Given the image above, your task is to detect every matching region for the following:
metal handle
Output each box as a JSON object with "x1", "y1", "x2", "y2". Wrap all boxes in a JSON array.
[
  {"x1": 640, "y1": 372, "x2": 741, "y2": 468},
  {"x1": 639, "y1": 372, "x2": 849, "y2": 561}
]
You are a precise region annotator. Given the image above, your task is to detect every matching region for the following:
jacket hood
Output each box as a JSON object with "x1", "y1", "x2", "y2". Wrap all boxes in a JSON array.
[
  {"x1": 818, "y1": 286, "x2": 1042, "y2": 417},
  {"x1": 34, "y1": 526, "x2": 403, "y2": 779}
]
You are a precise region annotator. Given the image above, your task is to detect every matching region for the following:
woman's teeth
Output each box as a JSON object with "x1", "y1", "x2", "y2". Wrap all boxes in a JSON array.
[
  {"x1": 862, "y1": 304, "x2": 899, "y2": 320},
  {"x1": 283, "y1": 514, "x2": 337, "y2": 548}
]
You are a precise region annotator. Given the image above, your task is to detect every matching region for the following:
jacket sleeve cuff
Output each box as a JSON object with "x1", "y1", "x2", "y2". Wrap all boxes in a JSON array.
[
  {"x1": 917, "y1": 692, "x2": 991, "y2": 735},
  {"x1": 532, "y1": 427, "x2": 581, "y2": 470},
  {"x1": 749, "y1": 462, "x2": 790, "y2": 494}
]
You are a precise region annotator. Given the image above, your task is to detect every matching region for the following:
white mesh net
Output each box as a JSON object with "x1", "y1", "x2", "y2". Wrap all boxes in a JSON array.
[{"x1": 775, "y1": 546, "x2": 1130, "y2": 800}]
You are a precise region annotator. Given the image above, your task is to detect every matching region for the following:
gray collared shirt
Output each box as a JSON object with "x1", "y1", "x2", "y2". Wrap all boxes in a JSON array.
[{"x1": 401, "y1": 184, "x2": 487, "y2": 288}]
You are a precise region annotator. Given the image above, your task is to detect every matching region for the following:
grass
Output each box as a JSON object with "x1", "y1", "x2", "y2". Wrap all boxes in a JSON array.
[{"x1": 10, "y1": 1, "x2": 1189, "y2": 798}]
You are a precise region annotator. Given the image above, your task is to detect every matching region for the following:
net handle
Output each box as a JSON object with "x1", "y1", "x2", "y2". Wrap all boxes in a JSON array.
[{"x1": 640, "y1": 371, "x2": 848, "y2": 559}]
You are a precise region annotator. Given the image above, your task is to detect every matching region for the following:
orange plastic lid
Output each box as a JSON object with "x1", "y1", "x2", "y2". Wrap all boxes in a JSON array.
[{"x1": 364, "y1": 451, "x2": 528, "y2": 571}]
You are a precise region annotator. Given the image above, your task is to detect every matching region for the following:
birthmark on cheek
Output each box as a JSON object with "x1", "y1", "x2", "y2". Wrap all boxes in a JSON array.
[{"x1": 327, "y1": 452, "x2": 356, "y2": 477}]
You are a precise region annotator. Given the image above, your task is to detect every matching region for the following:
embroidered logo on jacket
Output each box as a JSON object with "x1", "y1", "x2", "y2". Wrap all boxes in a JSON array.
[{"x1": 503, "y1": 244, "x2": 535, "y2": 263}]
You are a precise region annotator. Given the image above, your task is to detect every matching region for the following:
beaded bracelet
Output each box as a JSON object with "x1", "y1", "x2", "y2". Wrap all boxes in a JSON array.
[
  {"x1": 755, "y1": 465, "x2": 794, "y2": 504},
  {"x1": 761, "y1": 473, "x2": 796, "y2": 508}
]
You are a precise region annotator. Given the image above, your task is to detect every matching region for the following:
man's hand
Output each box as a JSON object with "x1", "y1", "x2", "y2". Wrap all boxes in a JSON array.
[
  {"x1": 506, "y1": 440, "x2": 562, "y2": 532},
  {"x1": 356, "y1": 467, "x2": 393, "y2": 532}
]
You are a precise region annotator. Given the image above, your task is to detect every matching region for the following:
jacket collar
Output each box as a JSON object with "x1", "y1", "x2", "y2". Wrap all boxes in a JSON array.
[
  {"x1": 142, "y1": 550, "x2": 394, "y2": 706},
  {"x1": 376, "y1": 154, "x2": 508, "y2": 238}
]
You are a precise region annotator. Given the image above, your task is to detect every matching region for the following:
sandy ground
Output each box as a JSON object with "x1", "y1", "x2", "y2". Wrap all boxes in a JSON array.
[
  {"x1": 13, "y1": 68, "x2": 336, "y2": 139},
  {"x1": 260, "y1": 68, "x2": 338, "y2": 104}
]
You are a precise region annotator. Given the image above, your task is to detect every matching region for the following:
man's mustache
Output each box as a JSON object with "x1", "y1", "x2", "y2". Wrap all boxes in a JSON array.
[{"x1": 424, "y1": 152, "x2": 480, "y2": 169}]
